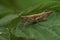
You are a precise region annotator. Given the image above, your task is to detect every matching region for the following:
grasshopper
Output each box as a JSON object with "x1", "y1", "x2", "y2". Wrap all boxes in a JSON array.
[{"x1": 18, "y1": 9, "x2": 54, "y2": 31}]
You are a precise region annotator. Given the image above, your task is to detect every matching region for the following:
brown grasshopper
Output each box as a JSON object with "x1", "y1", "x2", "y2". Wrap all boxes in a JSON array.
[{"x1": 19, "y1": 9, "x2": 54, "y2": 31}]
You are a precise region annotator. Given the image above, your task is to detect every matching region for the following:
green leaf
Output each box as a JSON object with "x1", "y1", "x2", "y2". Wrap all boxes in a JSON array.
[{"x1": 0, "y1": 0, "x2": 60, "y2": 40}]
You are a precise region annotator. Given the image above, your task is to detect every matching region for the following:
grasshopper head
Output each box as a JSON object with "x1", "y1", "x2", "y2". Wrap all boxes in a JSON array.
[{"x1": 44, "y1": 9, "x2": 54, "y2": 16}]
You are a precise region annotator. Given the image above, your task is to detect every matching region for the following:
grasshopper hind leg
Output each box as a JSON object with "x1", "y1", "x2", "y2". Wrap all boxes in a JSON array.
[{"x1": 22, "y1": 22, "x2": 29, "y2": 32}]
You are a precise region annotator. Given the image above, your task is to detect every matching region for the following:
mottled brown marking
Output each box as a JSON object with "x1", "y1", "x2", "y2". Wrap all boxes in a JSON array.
[{"x1": 21, "y1": 10, "x2": 53, "y2": 23}]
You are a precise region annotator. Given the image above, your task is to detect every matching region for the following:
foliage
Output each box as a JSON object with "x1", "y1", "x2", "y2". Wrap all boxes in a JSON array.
[{"x1": 0, "y1": 0, "x2": 60, "y2": 40}]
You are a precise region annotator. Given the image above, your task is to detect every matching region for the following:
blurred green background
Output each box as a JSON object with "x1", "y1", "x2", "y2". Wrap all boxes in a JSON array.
[{"x1": 0, "y1": 0, "x2": 60, "y2": 40}]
